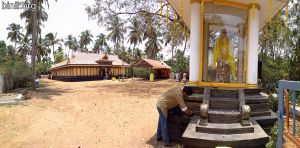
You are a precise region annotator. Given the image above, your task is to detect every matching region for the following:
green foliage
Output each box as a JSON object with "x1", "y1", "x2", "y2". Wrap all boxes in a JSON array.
[
  {"x1": 259, "y1": 1, "x2": 300, "y2": 87},
  {"x1": 260, "y1": 55, "x2": 290, "y2": 85},
  {"x1": 268, "y1": 93, "x2": 278, "y2": 112},
  {"x1": 165, "y1": 50, "x2": 189, "y2": 73},
  {"x1": 3, "y1": 61, "x2": 32, "y2": 89},
  {"x1": 86, "y1": 0, "x2": 189, "y2": 60},
  {"x1": 94, "y1": 33, "x2": 108, "y2": 54},
  {"x1": 0, "y1": 40, "x2": 32, "y2": 90},
  {"x1": 79, "y1": 30, "x2": 94, "y2": 52},
  {"x1": 266, "y1": 122, "x2": 278, "y2": 148},
  {"x1": 106, "y1": 16, "x2": 126, "y2": 50},
  {"x1": 54, "y1": 51, "x2": 66, "y2": 64},
  {"x1": 132, "y1": 68, "x2": 151, "y2": 79},
  {"x1": 36, "y1": 61, "x2": 51, "y2": 75}
]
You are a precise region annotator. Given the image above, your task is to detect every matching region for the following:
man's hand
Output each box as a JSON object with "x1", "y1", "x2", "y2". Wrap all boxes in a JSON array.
[{"x1": 184, "y1": 110, "x2": 193, "y2": 116}]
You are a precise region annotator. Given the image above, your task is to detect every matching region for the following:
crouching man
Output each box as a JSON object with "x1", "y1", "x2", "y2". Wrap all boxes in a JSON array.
[{"x1": 156, "y1": 86, "x2": 193, "y2": 147}]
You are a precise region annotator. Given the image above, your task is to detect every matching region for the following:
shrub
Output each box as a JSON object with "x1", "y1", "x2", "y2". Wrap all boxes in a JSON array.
[
  {"x1": 132, "y1": 68, "x2": 151, "y2": 79},
  {"x1": 1, "y1": 61, "x2": 32, "y2": 91},
  {"x1": 269, "y1": 93, "x2": 278, "y2": 112},
  {"x1": 36, "y1": 61, "x2": 52, "y2": 76},
  {"x1": 266, "y1": 122, "x2": 278, "y2": 148}
]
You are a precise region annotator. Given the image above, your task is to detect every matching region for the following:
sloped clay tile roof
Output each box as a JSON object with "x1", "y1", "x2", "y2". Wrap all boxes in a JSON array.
[
  {"x1": 50, "y1": 52, "x2": 129, "y2": 70},
  {"x1": 132, "y1": 58, "x2": 171, "y2": 69}
]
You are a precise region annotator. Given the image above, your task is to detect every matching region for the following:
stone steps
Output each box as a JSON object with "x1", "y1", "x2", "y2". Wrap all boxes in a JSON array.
[
  {"x1": 182, "y1": 117, "x2": 269, "y2": 148},
  {"x1": 184, "y1": 94, "x2": 203, "y2": 102},
  {"x1": 211, "y1": 89, "x2": 239, "y2": 98},
  {"x1": 245, "y1": 94, "x2": 268, "y2": 104},
  {"x1": 250, "y1": 110, "x2": 272, "y2": 117},
  {"x1": 209, "y1": 97, "x2": 239, "y2": 110},
  {"x1": 208, "y1": 109, "x2": 240, "y2": 123},
  {"x1": 196, "y1": 122, "x2": 254, "y2": 134}
]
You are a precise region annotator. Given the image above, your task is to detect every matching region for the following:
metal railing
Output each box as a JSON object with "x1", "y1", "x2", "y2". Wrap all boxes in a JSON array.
[{"x1": 277, "y1": 80, "x2": 300, "y2": 148}]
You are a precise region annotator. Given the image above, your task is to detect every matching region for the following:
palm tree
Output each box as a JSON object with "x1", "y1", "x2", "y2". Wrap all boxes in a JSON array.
[
  {"x1": 106, "y1": 16, "x2": 126, "y2": 51},
  {"x1": 45, "y1": 32, "x2": 62, "y2": 60},
  {"x1": 36, "y1": 38, "x2": 50, "y2": 62},
  {"x1": 20, "y1": 1, "x2": 48, "y2": 37},
  {"x1": 17, "y1": 35, "x2": 31, "y2": 62},
  {"x1": 106, "y1": 46, "x2": 112, "y2": 54},
  {"x1": 164, "y1": 22, "x2": 184, "y2": 60},
  {"x1": 64, "y1": 34, "x2": 74, "y2": 56},
  {"x1": 6, "y1": 23, "x2": 24, "y2": 50},
  {"x1": 128, "y1": 18, "x2": 143, "y2": 61},
  {"x1": 72, "y1": 37, "x2": 80, "y2": 52},
  {"x1": 143, "y1": 21, "x2": 163, "y2": 59},
  {"x1": 93, "y1": 33, "x2": 108, "y2": 54},
  {"x1": 20, "y1": 0, "x2": 49, "y2": 84},
  {"x1": 79, "y1": 30, "x2": 93, "y2": 52}
]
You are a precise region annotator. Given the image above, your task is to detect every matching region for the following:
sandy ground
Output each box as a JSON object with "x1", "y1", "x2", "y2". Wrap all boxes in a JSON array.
[{"x1": 0, "y1": 78, "x2": 183, "y2": 148}]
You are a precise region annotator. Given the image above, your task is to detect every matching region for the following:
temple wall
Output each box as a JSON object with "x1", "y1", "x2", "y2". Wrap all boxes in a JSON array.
[{"x1": 50, "y1": 66, "x2": 126, "y2": 77}]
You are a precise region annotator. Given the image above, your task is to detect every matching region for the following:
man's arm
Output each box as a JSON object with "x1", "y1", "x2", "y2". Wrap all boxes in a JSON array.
[
  {"x1": 175, "y1": 93, "x2": 188, "y2": 112},
  {"x1": 175, "y1": 90, "x2": 193, "y2": 116}
]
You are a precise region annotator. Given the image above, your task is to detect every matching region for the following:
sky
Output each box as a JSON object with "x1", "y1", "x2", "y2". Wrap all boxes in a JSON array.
[{"x1": 0, "y1": 0, "x2": 177, "y2": 60}]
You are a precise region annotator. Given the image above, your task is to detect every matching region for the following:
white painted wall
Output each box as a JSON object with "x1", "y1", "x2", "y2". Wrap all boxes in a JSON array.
[
  {"x1": 247, "y1": 8, "x2": 260, "y2": 84},
  {"x1": 189, "y1": 2, "x2": 201, "y2": 82}
]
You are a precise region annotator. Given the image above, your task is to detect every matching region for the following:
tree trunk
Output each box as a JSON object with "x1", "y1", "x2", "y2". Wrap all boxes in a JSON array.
[
  {"x1": 31, "y1": 0, "x2": 38, "y2": 87},
  {"x1": 183, "y1": 36, "x2": 188, "y2": 53},
  {"x1": 132, "y1": 45, "x2": 135, "y2": 80},
  {"x1": 171, "y1": 46, "x2": 174, "y2": 60},
  {"x1": 52, "y1": 45, "x2": 55, "y2": 61},
  {"x1": 298, "y1": 52, "x2": 300, "y2": 81},
  {"x1": 67, "y1": 47, "x2": 69, "y2": 57}
]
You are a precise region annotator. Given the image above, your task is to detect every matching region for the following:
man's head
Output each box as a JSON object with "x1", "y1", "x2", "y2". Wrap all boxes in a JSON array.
[{"x1": 182, "y1": 86, "x2": 193, "y2": 97}]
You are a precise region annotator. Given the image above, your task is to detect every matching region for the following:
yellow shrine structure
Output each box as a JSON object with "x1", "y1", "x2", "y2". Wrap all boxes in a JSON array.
[
  {"x1": 164, "y1": 0, "x2": 289, "y2": 147},
  {"x1": 168, "y1": 0, "x2": 288, "y2": 88}
]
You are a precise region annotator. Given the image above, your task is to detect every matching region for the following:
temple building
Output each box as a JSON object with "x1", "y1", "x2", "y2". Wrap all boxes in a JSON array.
[
  {"x1": 132, "y1": 58, "x2": 171, "y2": 79},
  {"x1": 49, "y1": 52, "x2": 129, "y2": 81}
]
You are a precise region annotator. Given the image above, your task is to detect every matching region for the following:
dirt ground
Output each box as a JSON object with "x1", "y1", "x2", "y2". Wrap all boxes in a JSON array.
[{"x1": 0, "y1": 78, "x2": 183, "y2": 148}]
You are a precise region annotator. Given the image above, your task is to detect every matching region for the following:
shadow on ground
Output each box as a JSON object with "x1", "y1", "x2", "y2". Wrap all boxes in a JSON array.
[{"x1": 146, "y1": 134, "x2": 162, "y2": 148}]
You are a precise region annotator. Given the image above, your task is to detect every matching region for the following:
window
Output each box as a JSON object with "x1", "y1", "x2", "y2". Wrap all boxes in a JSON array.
[{"x1": 203, "y1": 3, "x2": 248, "y2": 83}]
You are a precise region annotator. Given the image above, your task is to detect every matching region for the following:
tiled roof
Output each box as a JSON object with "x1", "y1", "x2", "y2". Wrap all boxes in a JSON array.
[
  {"x1": 132, "y1": 58, "x2": 171, "y2": 69},
  {"x1": 50, "y1": 52, "x2": 129, "y2": 70}
]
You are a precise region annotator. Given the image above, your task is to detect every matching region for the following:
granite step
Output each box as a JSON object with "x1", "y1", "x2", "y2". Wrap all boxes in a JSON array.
[
  {"x1": 184, "y1": 94, "x2": 203, "y2": 102},
  {"x1": 245, "y1": 94, "x2": 268, "y2": 104},
  {"x1": 196, "y1": 122, "x2": 254, "y2": 134},
  {"x1": 210, "y1": 89, "x2": 239, "y2": 98},
  {"x1": 244, "y1": 88, "x2": 262, "y2": 96},
  {"x1": 182, "y1": 117, "x2": 269, "y2": 148},
  {"x1": 248, "y1": 103, "x2": 269, "y2": 112},
  {"x1": 208, "y1": 109, "x2": 240, "y2": 123},
  {"x1": 209, "y1": 97, "x2": 239, "y2": 110},
  {"x1": 250, "y1": 110, "x2": 272, "y2": 117}
]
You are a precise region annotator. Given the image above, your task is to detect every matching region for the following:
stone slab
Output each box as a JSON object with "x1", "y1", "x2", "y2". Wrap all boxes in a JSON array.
[
  {"x1": 248, "y1": 103, "x2": 269, "y2": 112},
  {"x1": 208, "y1": 109, "x2": 240, "y2": 123},
  {"x1": 196, "y1": 121, "x2": 254, "y2": 134},
  {"x1": 182, "y1": 116, "x2": 269, "y2": 148},
  {"x1": 210, "y1": 89, "x2": 239, "y2": 98},
  {"x1": 184, "y1": 94, "x2": 203, "y2": 102},
  {"x1": 250, "y1": 110, "x2": 272, "y2": 117},
  {"x1": 245, "y1": 94, "x2": 269, "y2": 104},
  {"x1": 0, "y1": 94, "x2": 25, "y2": 106},
  {"x1": 210, "y1": 97, "x2": 239, "y2": 110}
]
